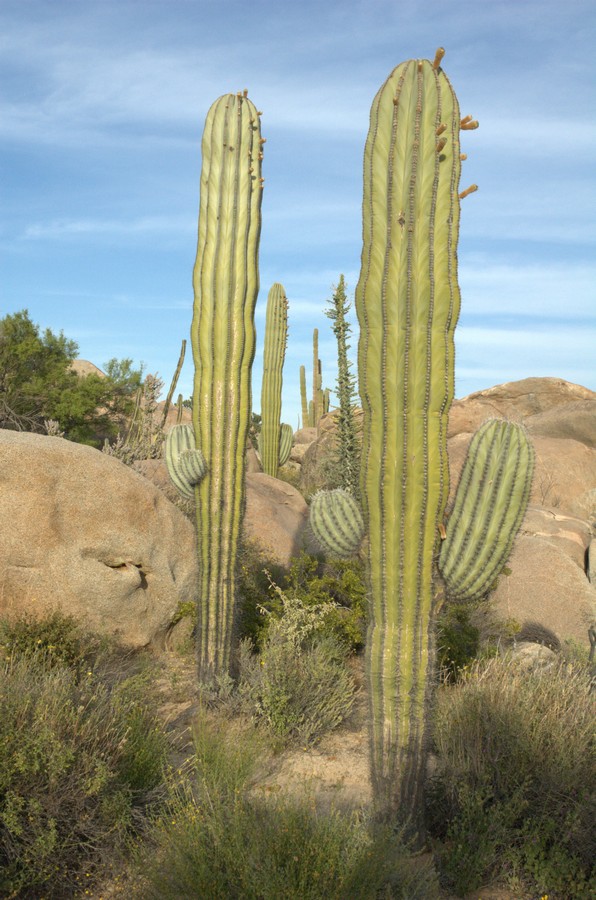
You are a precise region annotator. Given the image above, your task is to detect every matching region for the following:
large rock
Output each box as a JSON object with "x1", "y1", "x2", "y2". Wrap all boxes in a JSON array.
[
  {"x1": 519, "y1": 507, "x2": 592, "y2": 570},
  {"x1": 490, "y1": 532, "x2": 595, "y2": 648},
  {"x1": 134, "y1": 459, "x2": 308, "y2": 570},
  {"x1": 0, "y1": 430, "x2": 199, "y2": 648},
  {"x1": 448, "y1": 377, "x2": 595, "y2": 437},
  {"x1": 243, "y1": 473, "x2": 309, "y2": 568},
  {"x1": 525, "y1": 400, "x2": 596, "y2": 448}
]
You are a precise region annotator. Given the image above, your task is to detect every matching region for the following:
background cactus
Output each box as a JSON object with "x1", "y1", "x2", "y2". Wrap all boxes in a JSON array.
[
  {"x1": 312, "y1": 328, "x2": 322, "y2": 426},
  {"x1": 259, "y1": 282, "x2": 289, "y2": 477},
  {"x1": 299, "y1": 365, "x2": 308, "y2": 429},
  {"x1": 355, "y1": 49, "x2": 469, "y2": 833},
  {"x1": 189, "y1": 90, "x2": 263, "y2": 681},
  {"x1": 438, "y1": 419, "x2": 534, "y2": 601}
]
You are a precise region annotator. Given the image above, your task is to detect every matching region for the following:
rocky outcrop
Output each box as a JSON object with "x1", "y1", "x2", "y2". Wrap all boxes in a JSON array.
[
  {"x1": 243, "y1": 473, "x2": 309, "y2": 568},
  {"x1": 447, "y1": 377, "x2": 595, "y2": 438},
  {"x1": 489, "y1": 507, "x2": 595, "y2": 646},
  {"x1": 0, "y1": 430, "x2": 199, "y2": 649}
]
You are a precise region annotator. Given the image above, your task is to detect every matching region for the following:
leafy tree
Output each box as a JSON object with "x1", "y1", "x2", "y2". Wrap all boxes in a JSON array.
[{"x1": 0, "y1": 310, "x2": 144, "y2": 446}]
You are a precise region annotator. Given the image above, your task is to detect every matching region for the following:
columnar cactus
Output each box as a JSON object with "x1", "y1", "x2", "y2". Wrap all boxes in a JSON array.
[
  {"x1": 190, "y1": 90, "x2": 263, "y2": 681},
  {"x1": 299, "y1": 365, "x2": 309, "y2": 429},
  {"x1": 260, "y1": 282, "x2": 289, "y2": 477},
  {"x1": 355, "y1": 49, "x2": 472, "y2": 830},
  {"x1": 439, "y1": 419, "x2": 534, "y2": 600},
  {"x1": 312, "y1": 328, "x2": 325, "y2": 427}
]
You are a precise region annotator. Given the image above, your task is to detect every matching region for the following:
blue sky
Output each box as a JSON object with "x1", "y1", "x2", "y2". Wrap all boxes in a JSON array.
[{"x1": 2, "y1": 0, "x2": 594, "y2": 430}]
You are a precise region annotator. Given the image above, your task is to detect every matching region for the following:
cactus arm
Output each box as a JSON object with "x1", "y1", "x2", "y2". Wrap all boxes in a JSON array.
[
  {"x1": 164, "y1": 423, "x2": 207, "y2": 499},
  {"x1": 356, "y1": 53, "x2": 463, "y2": 829},
  {"x1": 439, "y1": 419, "x2": 534, "y2": 600},
  {"x1": 278, "y1": 423, "x2": 293, "y2": 467},
  {"x1": 260, "y1": 282, "x2": 289, "y2": 477},
  {"x1": 191, "y1": 91, "x2": 263, "y2": 681},
  {"x1": 309, "y1": 488, "x2": 365, "y2": 557}
]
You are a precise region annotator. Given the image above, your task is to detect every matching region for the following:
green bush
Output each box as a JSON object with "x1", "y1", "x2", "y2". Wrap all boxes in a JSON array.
[
  {"x1": 428, "y1": 654, "x2": 596, "y2": 898},
  {"x1": 283, "y1": 553, "x2": 368, "y2": 652},
  {"x1": 138, "y1": 714, "x2": 440, "y2": 899},
  {"x1": 0, "y1": 609, "x2": 107, "y2": 676},
  {"x1": 0, "y1": 646, "x2": 168, "y2": 897},
  {"x1": 236, "y1": 584, "x2": 356, "y2": 745},
  {"x1": 236, "y1": 540, "x2": 288, "y2": 647},
  {"x1": 435, "y1": 603, "x2": 480, "y2": 682}
]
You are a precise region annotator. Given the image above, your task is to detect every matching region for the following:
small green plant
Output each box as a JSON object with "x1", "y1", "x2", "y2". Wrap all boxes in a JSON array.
[
  {"x1": 0, "y1": 609, "x2": 103, "y2": 674},
  {"x1": 237, "y1": 551, "x2": 368, "y2": 654},
  {"x1": 428, "y1": 654, "x2": 596, "y2": 897},
  {"x1": 282, "y1": 552, "x2": 368, "y2": 652}
]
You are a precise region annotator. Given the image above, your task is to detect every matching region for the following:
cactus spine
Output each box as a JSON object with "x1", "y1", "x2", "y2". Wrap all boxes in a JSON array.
[
  {"x1": 260, "y1": 283, "x2": 288, "y2": 477},
  {"x1": 356, "y1": 51, "x2": 466, "y2": 830},
  {"x1": 190, "y1": 91, "x2": 263, "y2": 681},
  {"x1": 439, "y1": 419, "x2": 534, "y2": 600}
]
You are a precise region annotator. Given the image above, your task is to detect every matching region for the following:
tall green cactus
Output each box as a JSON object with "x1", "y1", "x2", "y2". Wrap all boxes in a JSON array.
[
  {"x1": 190, "y1": 90, "x2": 263, "y2": 681},
  {"x1": 355, "y1": 49, "x2": 472, "y2": 831},
  {"x1": 260, "y1": 282, "x2": 288, "y2": 477}
]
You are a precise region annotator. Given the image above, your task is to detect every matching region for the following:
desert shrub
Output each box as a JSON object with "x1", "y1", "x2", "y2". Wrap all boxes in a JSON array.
[
  {"x1": 282, "y1": 552, "x2": 368, "y2": 652},
  {"x1": 236, "y1": 540, "x2": 288, "y2": 647},
  {"x1": 435, "y1": 603, "x2": 480, "y2": 682},
  {"x1": 428, "y1": 654, "x2": 596, "y2": 897},
  {"x1": 0, "y1": 650, "x2": 168, "y2": 897},
  {"x1": 236, "y1": 583, "x2": 356, "y2": 745},
  {"x1": 138, "y1": 714, "x2": 439, "y2": 899},
  {"x1": 0, "y1": 609, "x2": 104, "y2": 673},
  {"x1": 240, "y1": 551, "x2": 367, "y2": 653}
]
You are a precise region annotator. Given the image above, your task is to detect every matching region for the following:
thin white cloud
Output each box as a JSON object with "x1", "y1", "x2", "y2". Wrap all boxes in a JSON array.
[
  {"x1": 459, "y1": 260, "x2": 595, "y2": 319},
  {"x1": 23, "y1": 215, "x2": 193, "y2": 240}
]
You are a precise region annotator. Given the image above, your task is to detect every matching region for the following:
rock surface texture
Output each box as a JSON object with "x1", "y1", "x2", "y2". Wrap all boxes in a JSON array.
[
  {"x1": 135, "y1": 458, "x2": 309, "y2": 569},
  {"x1": 0, "y1": 430, "x2": 199, "y2": 648}
]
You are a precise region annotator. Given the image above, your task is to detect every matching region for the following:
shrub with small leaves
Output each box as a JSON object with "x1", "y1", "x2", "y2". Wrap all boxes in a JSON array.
[
  {"x1": 139, "y1": 713, "x2": 440, "y2": 899},
  {"x1": 237, "y1": 581, "x2": 356, "y2": 744},
  {"x1": 428, "y1": 654, "x2": 596, "y2": 897},
  {"x1": 0, "y1": 628, "x2": 168, "y2": 898},
  {"x1": 0, "y1": 609, "x2": 103, "y2": 674}
]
